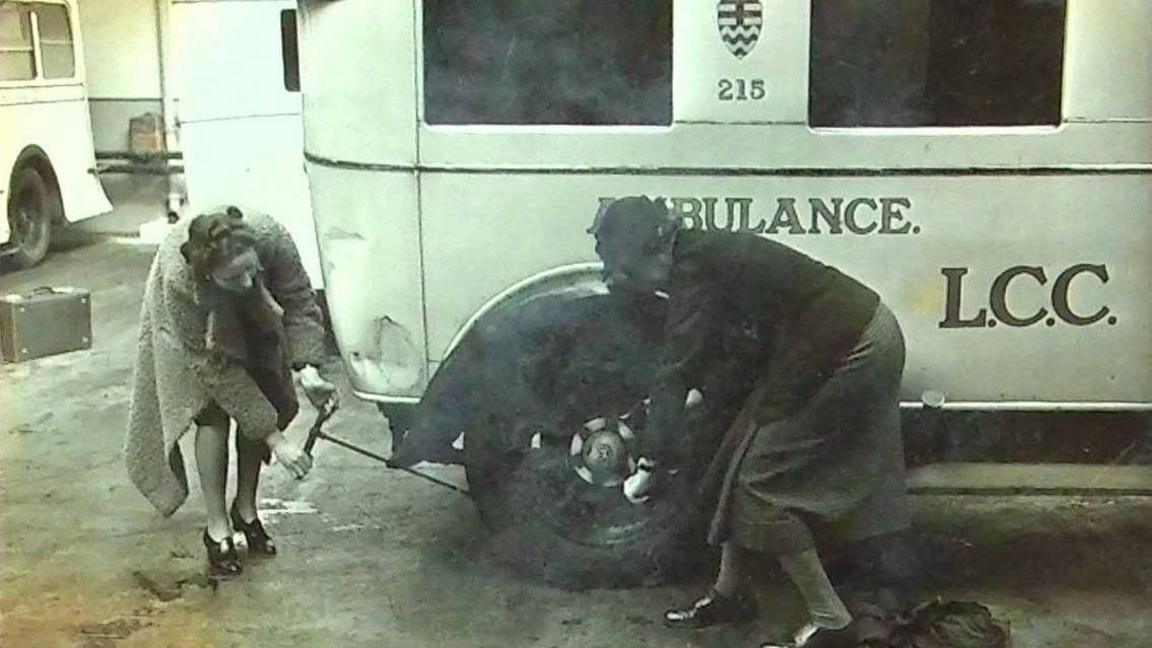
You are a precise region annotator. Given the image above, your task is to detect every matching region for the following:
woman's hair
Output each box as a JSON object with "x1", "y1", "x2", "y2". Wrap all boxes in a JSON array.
[{"x1": 179, "y1": 206, "x2": 259, "y2": 276}]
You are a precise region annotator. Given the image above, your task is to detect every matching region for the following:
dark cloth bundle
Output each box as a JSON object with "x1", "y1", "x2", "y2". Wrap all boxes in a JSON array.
[{"x1": 845, "y1": 589, "x2": 1011, "y2": 648}]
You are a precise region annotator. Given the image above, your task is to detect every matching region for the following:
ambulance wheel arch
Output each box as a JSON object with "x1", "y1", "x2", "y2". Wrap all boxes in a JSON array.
[
  {"x1": 442, "y1": 263, "x2": 607, "y2": 359},
  {"x1": 5, "y1": 147, "x2": 65, "y2": 269},
  {"x1": 400, "y1": 264, "x2": 610, "y2": 459},
  {"x1": 410, "y1": 265, "x2": 706, "y2": 587}
]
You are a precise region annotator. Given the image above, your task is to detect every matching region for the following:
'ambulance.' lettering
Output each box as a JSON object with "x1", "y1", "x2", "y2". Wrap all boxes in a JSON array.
[{"x1": 597, "y1": 196, "x2": 920, "y2": 236}]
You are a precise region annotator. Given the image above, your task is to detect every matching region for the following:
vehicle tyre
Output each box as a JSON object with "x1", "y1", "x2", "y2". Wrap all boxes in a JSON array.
[
  {"x1": 461, "y1": 297, "x2": 708, "y2": 589},
  {"x1": 6, "y1": 167, "x2": 56, "y2": 269},
  {"x1": 376, "y1": 402, "x2": 417, "y2": 457},
  {"x1": 465, "y1": 408, "x2": 709, "y2": 589}
]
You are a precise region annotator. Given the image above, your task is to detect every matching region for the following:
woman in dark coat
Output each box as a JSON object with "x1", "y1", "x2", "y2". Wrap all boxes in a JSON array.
[
  {"x1": 126, "y1": 206, "x2": 337, "y2": 577},
  {"x1": 591, "y1": 197, "x2": 909, "y2": 648}
]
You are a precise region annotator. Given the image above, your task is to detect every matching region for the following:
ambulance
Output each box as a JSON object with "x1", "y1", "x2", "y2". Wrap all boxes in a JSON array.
[{"x1": 297, "y1": 0, "x2": 1152, "y2": 586}]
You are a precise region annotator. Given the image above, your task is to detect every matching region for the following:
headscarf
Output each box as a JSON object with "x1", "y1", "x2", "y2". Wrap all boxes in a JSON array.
[{"x1": 588, "y1": 196, "x2": 680, "y2": 257}]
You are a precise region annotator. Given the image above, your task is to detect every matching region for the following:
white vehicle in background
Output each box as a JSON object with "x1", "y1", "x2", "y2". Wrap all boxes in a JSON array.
[
  {"x1": 171, "y1": 0, "x2": 321, "y2": 287},
  {"x1": 299, "y1": 0, "x2": 1152, "y2": 587},
  {"x1": 0, "y1": 0, "x2": 111, "y2": 269}
]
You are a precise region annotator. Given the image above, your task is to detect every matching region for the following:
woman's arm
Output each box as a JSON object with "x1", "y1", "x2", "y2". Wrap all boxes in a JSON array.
[
  {"x1": 643, "y1": 272, "x2": 716, "y2": 465},
  {"x1": 260, "y1": 219, "x2": 327, "y2": 369}
]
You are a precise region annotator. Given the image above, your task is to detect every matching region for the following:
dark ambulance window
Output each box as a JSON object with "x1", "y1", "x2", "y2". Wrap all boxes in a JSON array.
[
  {"x1": 809, "y1": 0, "x2": 1066, "y2": 127},
  {"x1": 33, "y1": 2, "x2": 74, "y2": 79},
  {"x1": 280, "y1": 9, "x2": 299, "y2": 92},
  {"x1": 0, "y1": 3, "x2": 35, "y2": 81},
  {"x1": 423, "y1": 0, "x2": 673, "y2": 126}
]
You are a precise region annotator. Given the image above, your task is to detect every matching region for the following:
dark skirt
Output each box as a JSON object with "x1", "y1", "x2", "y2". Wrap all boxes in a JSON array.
[
  {"x1": 193, "y1": 364, "x2": 299, "y2": 463},
  {"x1": 703, "y1": 302, "x2": 909, "y2": 555}
]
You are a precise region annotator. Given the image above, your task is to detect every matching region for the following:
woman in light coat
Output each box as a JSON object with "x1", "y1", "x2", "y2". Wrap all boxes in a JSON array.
[{"x1": 126, "y1": 206, "x2": 336, "y2": 576}]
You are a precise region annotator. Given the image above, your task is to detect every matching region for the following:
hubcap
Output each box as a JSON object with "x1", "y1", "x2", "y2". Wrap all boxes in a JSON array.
[
  {"x1": 12, "y1": 190, "x2": 44, "y2": 251},
  {"x1": 568, "y1": 416, "x2": 637, "y2": 487},
  {"x1": 14, "y1": 208, "x2": 30, "y2": 238},
  {"x1": 584, "y1": 431, "x2": 625, "y2": 473},
  {"x1": 513, "y1": 405, "x2": 678, "y2": 549}
]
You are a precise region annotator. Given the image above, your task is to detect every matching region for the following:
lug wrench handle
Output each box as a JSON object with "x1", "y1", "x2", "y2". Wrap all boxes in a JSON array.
[{"x1": 304, "y1": 397, "x2": 339, "y2": 457}]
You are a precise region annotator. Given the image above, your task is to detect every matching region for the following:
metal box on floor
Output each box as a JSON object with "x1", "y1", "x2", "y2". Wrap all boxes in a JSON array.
[{"x1": 0, "y1": 287, "x2": 92, "y2": 363}]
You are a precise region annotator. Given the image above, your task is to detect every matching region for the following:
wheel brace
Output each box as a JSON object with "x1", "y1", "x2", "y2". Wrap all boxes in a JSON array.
[{"x1": 303, "y1": 397, "x2": 471, "y2": 498}]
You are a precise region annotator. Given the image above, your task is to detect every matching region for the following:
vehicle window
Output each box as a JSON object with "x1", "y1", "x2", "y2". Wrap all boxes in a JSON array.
[
  {"x1": 0, "y1": 3, "x2": 35, "y2": 81},
  {"x1": 423, "y1": 0, "x2": 673, "y2": 126},
  {"x1": 33, "y1": 2, "x2": 74, "y2": 79},
  {"x1": 281, "y1": 9, "x2": 299, "y2": 92},
  {"x1": 809, "y1": 0, "x2": 1066, "y2": 127}
]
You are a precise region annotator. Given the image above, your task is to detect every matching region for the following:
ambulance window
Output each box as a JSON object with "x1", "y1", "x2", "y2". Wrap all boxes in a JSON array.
[
  {"x1": 33, "y1": 3, "x2": 74, "y2": 79},
  {"x1": 0, "y1": 3, "x2": 35, "y2": 81},
  {"x1": 809, "y1": 0, "x2": 1066, "y2": 127},
  {"x1": 280, "y1": 9, "x2": 299, "y2": 92},
  {"x1": 423, "y1": 0, "x2": 673, "y2": 126}
]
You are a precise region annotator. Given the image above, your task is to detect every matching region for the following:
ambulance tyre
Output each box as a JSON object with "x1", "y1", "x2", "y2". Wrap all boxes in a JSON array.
[
  {"x1": 465, "y1": 409, "x2": 706, "y2": 589},
  {"x1": 6, "y1": 166, "x2": 57, "y2": 270},
  {"x1": 462, "y1": 298, "x2": 707, "y2": 589},
  {"x1": 376, "y1": 403, "x2": 416, "y2": 457}
]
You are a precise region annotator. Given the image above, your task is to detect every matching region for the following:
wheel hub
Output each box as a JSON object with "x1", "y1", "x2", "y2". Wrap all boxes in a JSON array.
[
  {"x1": 569, "y1": 417, "x2": 637, "y2": 488},
  {"x1": 583, "y1": 431, "x2": 626, "y2": 473},
  {"x1": 14, "y1": 208, "x2": 30, "y2": 237},
  {"x1": 12, "y1": 190, "x2": 43, "y2": 250}
]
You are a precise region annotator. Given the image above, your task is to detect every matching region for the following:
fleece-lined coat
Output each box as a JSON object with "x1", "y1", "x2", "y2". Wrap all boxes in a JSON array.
[{"x1": 125, "y1": 212, "x2": 326, "y2": 516}]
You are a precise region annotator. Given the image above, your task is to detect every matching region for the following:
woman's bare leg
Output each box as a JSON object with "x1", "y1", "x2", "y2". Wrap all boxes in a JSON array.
[
  {"x1": 194, "y1": 423, "x2": 231, "y2": 540},
  {"x1": 234, "y1": 440, "x2": 264, "y2": 522}
]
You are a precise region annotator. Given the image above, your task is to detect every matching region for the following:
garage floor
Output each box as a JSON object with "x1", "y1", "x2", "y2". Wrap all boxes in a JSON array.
[{"x1": 2, "y1": 235, "x2": 1150, "y2": 648}]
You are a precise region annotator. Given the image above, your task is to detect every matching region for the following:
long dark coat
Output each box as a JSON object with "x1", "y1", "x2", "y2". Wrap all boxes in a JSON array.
[{"x1": 646, "y1": 230, "x2": 908, "y2": 549}]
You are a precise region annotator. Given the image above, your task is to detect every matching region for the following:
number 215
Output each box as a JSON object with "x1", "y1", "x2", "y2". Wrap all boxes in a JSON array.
[{"x1": 718, "y1": 78, "x2": 766, "y2": 101}]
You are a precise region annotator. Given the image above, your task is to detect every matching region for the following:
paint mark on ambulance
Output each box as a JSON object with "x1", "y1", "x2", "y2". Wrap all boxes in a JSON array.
[
  {"x1": 348, "y1": 316, "x2": 424, "y2": 393},
  {"x1": 323, "y1": 226, "x2": 365, "y2": 242}
]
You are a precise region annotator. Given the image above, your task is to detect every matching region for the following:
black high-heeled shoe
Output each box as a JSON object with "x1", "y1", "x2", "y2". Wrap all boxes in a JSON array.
[
  {"x1": 230, "y1": 502, "x2": 277, "y2": 556},
  {"x1": 203, "y1": 529, "x2": 242, "y2": 577},
  {"x1": 663, "y1": 590, "x2": 757, "y2": 629}
]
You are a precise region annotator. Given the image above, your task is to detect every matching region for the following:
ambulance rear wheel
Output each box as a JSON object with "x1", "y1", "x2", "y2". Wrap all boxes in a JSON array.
[{"x1": 6, "y1": 167, "x2": 56, "y2": 269}]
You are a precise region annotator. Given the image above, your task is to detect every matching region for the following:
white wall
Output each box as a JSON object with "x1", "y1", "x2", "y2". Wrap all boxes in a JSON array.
[
  {"x1": 77, "y1": 0, "x2": 165, "y2": 153},
  {"x1": 172, "y1": 0, "x2": 320, "y2": 286}
]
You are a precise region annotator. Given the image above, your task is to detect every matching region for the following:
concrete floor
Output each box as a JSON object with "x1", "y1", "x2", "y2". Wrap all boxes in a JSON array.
[{"x1": 2, "y1": 236, "x2": 1151, "y2": 648}]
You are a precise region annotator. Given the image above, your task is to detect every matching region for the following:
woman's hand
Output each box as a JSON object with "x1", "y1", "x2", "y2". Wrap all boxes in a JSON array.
[
  {"x1": 297, "y1": 365, "x2": 338, "y2": 410},
  {"x1": 266, "y1": 431, "x2": 313, "y2": 479},
  {"x1": 623, "y1": 457, "x2": 659, "y2": 504}
]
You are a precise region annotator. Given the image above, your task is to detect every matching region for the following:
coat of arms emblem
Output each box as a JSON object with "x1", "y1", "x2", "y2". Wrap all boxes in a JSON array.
[{"x1": 717, "y1": 0, "x2": 763, "y2": 59}]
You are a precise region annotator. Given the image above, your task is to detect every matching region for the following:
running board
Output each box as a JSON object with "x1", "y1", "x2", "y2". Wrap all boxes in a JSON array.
[{"x1": 907, "y1": 463, "x2": 1152, "y2": 496}]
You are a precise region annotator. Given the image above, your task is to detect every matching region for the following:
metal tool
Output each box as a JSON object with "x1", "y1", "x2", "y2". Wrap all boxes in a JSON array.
[
  {"x1": 303, "y1": 396, "x2": 339, "y2": 455},
  {"x1": 303, "y1": 396, "x2": 470, "y2": 498}
]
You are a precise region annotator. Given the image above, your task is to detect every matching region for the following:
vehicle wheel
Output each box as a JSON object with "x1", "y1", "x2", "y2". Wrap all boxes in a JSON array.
[
  {"x1": 463, "y1": 323, "x2": 710, "y2": 589},
  {"x1": 376, "y1": 402, "x2": 417, "y2": 457},
  {"x1": 6, "y1": 167, "x2": 56, "y2": 269}
]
